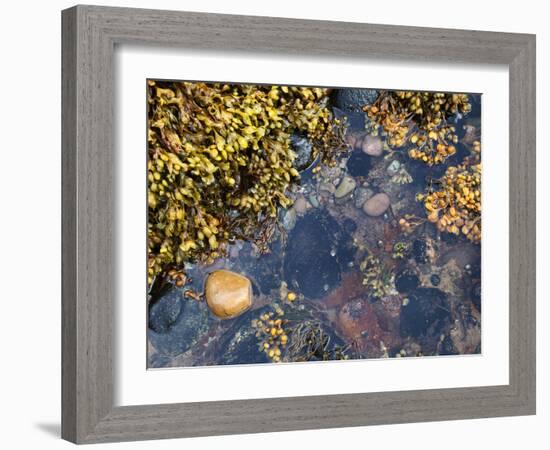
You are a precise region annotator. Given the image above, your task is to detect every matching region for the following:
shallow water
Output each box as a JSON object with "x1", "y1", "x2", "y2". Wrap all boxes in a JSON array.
[{"x1": 147, "y1": 89, "x2": 482, "y2": 368}]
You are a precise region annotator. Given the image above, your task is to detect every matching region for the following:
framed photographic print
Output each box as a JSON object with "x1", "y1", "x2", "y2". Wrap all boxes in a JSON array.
[{"x1": 62, "y1": 5, "x2": 536, "y2": 444}]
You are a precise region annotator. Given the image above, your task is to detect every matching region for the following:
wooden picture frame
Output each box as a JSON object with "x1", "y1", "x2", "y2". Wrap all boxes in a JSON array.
[{"x1": 62, "y1": 5, "x2": 536, "y2": 444}]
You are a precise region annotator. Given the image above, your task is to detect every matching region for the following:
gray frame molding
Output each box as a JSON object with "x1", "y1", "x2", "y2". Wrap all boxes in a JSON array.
[{"x1": 62, "y1": 5, "x2": 536, "y2": 444}]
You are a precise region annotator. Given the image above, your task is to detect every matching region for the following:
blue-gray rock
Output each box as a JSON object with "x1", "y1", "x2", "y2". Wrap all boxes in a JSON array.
[
  {"x1": 290, "y1": 133, "x2": 314, "y2": 171},
  {"x1": 333, "y1": 88, "x2": 380, "y2": 113},
  {"x1": 148, "y1": 289, "x2": 183, "y2": 334},
  {"x1": 148, "y1": 292, "x2": 211, "y2": 355}
]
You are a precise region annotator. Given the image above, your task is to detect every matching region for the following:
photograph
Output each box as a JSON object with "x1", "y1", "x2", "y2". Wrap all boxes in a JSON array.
[{"x1": 146, "y1": 81, "x2": 482, "y2": 368}]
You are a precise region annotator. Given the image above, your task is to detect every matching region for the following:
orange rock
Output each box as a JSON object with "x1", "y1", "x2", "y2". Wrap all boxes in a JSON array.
[{"x1": 204, "y1": 270, "x2": 252, "y2": 319}]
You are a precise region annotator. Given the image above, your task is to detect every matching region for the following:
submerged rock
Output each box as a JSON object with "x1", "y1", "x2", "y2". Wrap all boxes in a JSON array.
[
  {"x1": 361, "y1": 135, "x2": 383, "y2": 156},
  {"x1": 334, "y1": 175, "x2": 356, "y2": 198},
  {"x1": 205, "y1": 270, "x2": 253, "y2": 319},
  {"x1": 400, "y1": 288, "x2": 449, "y2": 338},
  {"x1": 347, "y1": 151, "x2": 372, "y2": 177},
  {"x1": 333, "y1": 88, "x2": 379, "y2": 113},
  {"x1": 148, "y1": 294, "x2": 211, "y2": 355},
  {"x1": 363, "y1": 192, "x2": 391, "y2": 217},
  {"x1": 290, "y1": 133, "x2": 314, "y2": 171},
  {"x1": 395, "y1": 270, "x2": 420, "y2": 293},
  {"x1": 148, "y1": 289, "x2": 183, "y2": 334},
  {"x1": 284, "y1": 211, "x2": 351, "y2": 298}
]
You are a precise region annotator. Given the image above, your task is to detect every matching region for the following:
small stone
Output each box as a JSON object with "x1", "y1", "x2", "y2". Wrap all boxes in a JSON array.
[
  {"x1": 293, "y1": 196, "x2": 309, "y2": 215},
  {"x1": 386, "y1": 160, "x2": 401, "y2": 176},
  {"x1": 361, "y1": 135, "x2": 383, "y2": 156},
  {"x1": 319, "y1": 182, "x2": 336, "y2": 194},
  {"x1": 281, "y1": 207, "x2": 297, "y2": 231},
  {"x1": 430, "y1": 274, "x2": 441, "y2": 286},
  {"x1": 334, "y1": 176, "x2": 356, "y2": 199},
  {"x1": 290, "y1": 133, "x2": 314, "y2": 171},
  {"x1": 363, "y1": 192, "x2": 391, "y2": 217},
  {"x1": 204, "y1": 270, "x2": 253, "y2": 319},
  {"x1": 308, "y1": 195, "x2": 320, "y2": 208},
  {"x1": 354, "y1": 187, "x2": 372, "y2": 209}
]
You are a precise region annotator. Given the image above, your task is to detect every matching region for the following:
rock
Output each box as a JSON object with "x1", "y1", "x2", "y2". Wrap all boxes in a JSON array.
[
  {"x1": 346, "y1": 151, "x2": 372, "y2": 177},
  {"x1": 334, "y1": 176, "x2": 356, "y2": 199},
  {"x1": 386, "y1": 160, "x2": 401, "y2": 176},
  {"x1": 333, "y1": 88, "x2": 380, "y2": 113},
  {"x1": 361, "y1": 135, "x2": 383, "y2": 156},
  {"x1": 284, "y1": 211, "x2": 349, "y2": 298},
  {"x1": 290, "y1": 133, "x2": 314, "y2": 171},
  {"x1": 308, "y1": 195, "x2": 320, "y2": 208},
  {"x1": 281, "y1": 207, "x2": 297, "y2": 231},
  {"x1": 400, "y1": 288, "x2": 449, "y2": 338},
  {"x1": 148, "y1": 293, "x2": 211, "y2": 356},
  {"x1": 395, "y1": 270, "x2": 420, "y2": 293},
  {"x1": 363, "y1": 192, "x2": 391, "y2": 217},
  {"x1": 354, "y1": 187, "x2": 372, "y2": 208},
  {"x1": 293, "y1": 196, "x2": 309, "y2": 215},
  {"x1": 430, "y1": 274, "x2": 441, "y2": 287},
  {"x1": 204, "y1": 270, "x2": 253, "y2": 319},
  {"x1": 148, "y1": 289, "x2": 183, "y2": 334},
  {"x1": 319, "y1": 182, "x2": 336, "y2": 194},
  {"x1": 412, "y1": 239, "x2": 428, "y2": 264}
]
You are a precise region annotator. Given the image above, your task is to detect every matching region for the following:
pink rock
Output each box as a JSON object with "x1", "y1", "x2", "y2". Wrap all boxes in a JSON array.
[
  {"x1": 363, "y1": 192, "x2": 391, "y2": 217},
  {"x1": 361, "y1": 135, "x2": 383, "y2": 156}
]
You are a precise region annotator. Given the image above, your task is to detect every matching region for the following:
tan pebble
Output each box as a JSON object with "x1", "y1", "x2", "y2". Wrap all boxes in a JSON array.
[
  {"x1": 293, "y1": 196, "x2": 309, "y2": 215},
  {"x1": 361, "y1": 135, "x2": 383, "y2": 156},
  {"x1": 362, "y1": 192, "x2": 391, "y2": 217},
  {"x1": 204, "y1": 270, "x2": 252, "y2": 319}
]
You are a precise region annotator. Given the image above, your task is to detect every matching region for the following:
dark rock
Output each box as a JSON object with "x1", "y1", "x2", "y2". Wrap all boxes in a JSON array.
[
  {"x1": 148, "y1": 294, "x2": 211, "y2": 355},
  {"x1": 412, "y1": 239, "x2": 428, "y2": 264},
  {"x1": 400, "y1": 288, "x2": 449, "y2": 338},
  {"x1": 218, "y1": 309, "x2": 269, "y2": 365},
  {"x1": 430, "y1": 274, "x2": 441, "y2": 286},
  {"x1": 290, "y1": 133, "x2": 314, "y2": 171},
  {"x1": 333, "y1": 88, "x2": 380, "y2": 113},
  {"x1": 148, "y1": 289, "x2": 183, "y2": 334},
  {"x1": 395, "y1": 270, "x2": 420, "y2": 293},
  {"x1": 284, "y1": 211, "x2": 349, "y2": 298},
  {"x1": 347, "y1": 151, "x2": 372, "y2": 177}
]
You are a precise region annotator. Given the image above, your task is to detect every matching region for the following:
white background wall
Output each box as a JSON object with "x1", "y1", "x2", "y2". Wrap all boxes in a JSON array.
[{"x1": 0, "y1": 0, "x2": 546, "y2": 448}]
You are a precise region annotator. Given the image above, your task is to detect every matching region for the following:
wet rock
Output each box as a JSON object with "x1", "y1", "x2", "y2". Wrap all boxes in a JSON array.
[
  {"x1": 361, "y1": 135, "x2": 383, "y2": 156},
  {"x1": 333, "y1": 88, "x2": 379, "y2": 113},
  {"x1": 205, "y1": 270, "x2": 253, "y2": 319},
  {"x1": 334, "y1": 176, "x2": 356, "y2": 198},
  {"x1": 400, "y1": 288, "x2": 449, "y2": 338},
  {"x1": 363, "y1": 192, "x2": 390, "y2": 217},
  {"x1": 412, "y1": 239, "x2": 428, "y2": 264},
  {"x1": 293, "y1": 196, "x2": 309, "y2": 215},
  {"x1": 281, "y1": 207, "x2": 297, "y2": 231},
  {"x1": 354, "y1": 187, "x2": 372, "y2": 208},
  {"x1": 148, "y1": 289, "x2": 183, "y2": 334},
  {"x1": 395, "y1": 270, "x2": 420, "y2": 293},
  {"x1": 218, "y1": 309, "x2": 269, "y2": 365},
  {"x1": 148, "y1": 296, "x2": 211, "y2": 355},
  {"x1": 308, "y1": 195, "x2": 320, "y2": 208},
  {"x1": 346, "y1": 151, "x2": 372, "y2": 177},
  {"x1": 284, "y1": 211, "x2": 348, "y2": 298},
  {"x1": 290, "y1": 133, "x2": 314, "y2": 171}
]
